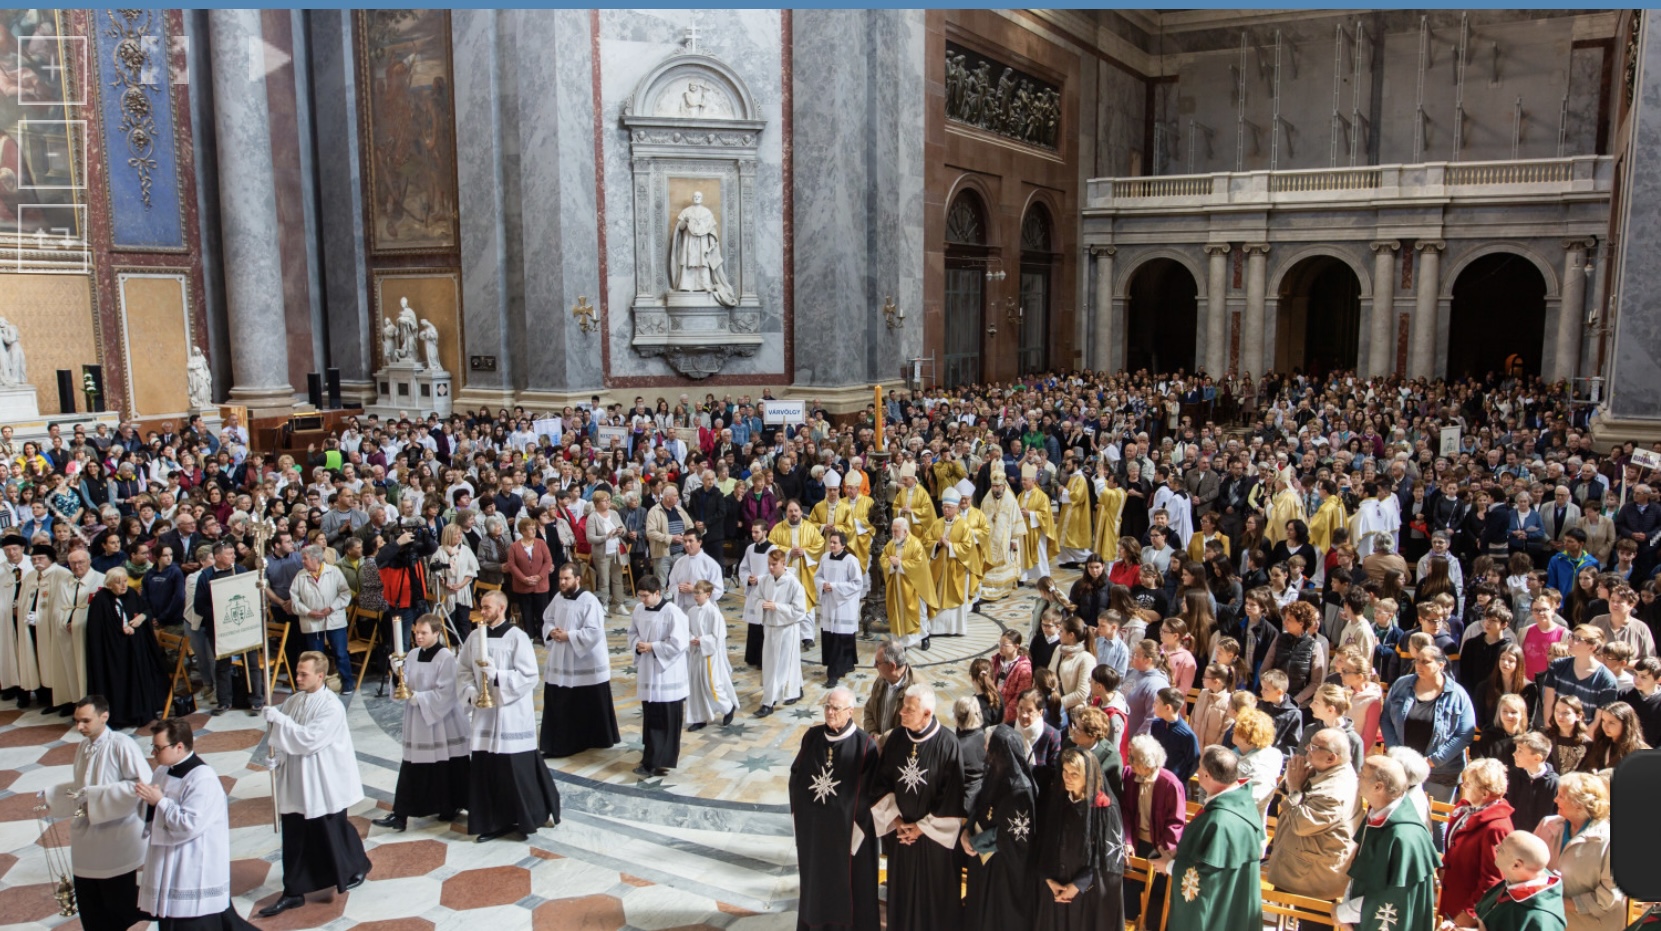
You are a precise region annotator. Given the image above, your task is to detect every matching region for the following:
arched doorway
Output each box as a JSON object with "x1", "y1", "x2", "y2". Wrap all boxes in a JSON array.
[
  {"x1": 1275, "y1": 255, "x2": 1361, "y2": 375},
  {"x1": 1124, "y1": 258, "x2": 1198, "y2": 374},
  {"x1": 1018, "y1": 205, "x2": 1056, "y2": 375},
  {"x1": 944, "y1": 190, "x2": 988, "y2": 388},
  {"x1": 1449, "y1": 252, "x2": 1547, "y2": 378}
]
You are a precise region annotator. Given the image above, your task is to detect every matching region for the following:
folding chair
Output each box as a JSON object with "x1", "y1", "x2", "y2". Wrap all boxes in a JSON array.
[
  {"x1": 576, "y1": 551, "x2": 595, "y2": 591},
  {"x1": 1260, "y1": 880, "x2": 1341, "y2": 931},
  {"x1": 262, "y1": 619, "x2": 293, "y2": 694},
  {"x1": 347, "y1": 605, "x2": 382, "y2": 680},
  {"x1": 1124, "y1": 855, "x2": 1160, "y2": 931},
  {"x1": 156, "y1": 628, "x2": 193, "y2": 718}
]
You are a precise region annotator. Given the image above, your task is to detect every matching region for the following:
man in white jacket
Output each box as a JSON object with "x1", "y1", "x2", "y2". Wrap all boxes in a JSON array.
[
  {"x1": 290, "y1": 545, "x2": 357, "y2": 693},
  {"x1": 257, "y1": 652, "x2": 371, "y2": 917},
  {"x1": 45, "y1": 696, "x2": 148, "y2": 931}
]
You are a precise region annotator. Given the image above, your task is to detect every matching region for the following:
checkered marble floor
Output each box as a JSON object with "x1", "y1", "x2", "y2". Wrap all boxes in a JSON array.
[{"x1": 0, "y1": 571, "x2": 1072, "y2": 930}]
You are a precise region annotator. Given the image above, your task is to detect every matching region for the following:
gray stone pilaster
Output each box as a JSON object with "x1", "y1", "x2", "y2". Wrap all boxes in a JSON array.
[
  {"x1": 1091, "y1": 247, "x2": 1115, "y2": 372},
  {"x1": 307, "y1": 10, "x2": 372, "y2": 398},
  {"x1": 1409, "y1": 240, "x2": 1443, "y2": 379},
  {"x1": 1604, "y1": 15, "x2": 1661, "y2": 427},
  {"x1": 1204, "y1": 244, "x2": 1229, "y2": 376},
  {"x1": 1554, "y1": 239, "x2": 1589, "y2": 384},
  {"x1": 1369, "y1": 241, "x2": 1398, "y2": 378},
  {"x1": 208, "y1": 9, "x2": 294, "y2": 415},
  {"x1": 1243, "y1": 244, "x2": 1269, "y2": 375}
]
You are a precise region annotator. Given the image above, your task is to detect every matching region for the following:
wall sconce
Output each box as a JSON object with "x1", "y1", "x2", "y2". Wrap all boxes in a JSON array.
[
  {"x1": 984, "y1": 259, "x2": 1007, "y2": 282},
  {"x1": 986, "y1": 322, "x2": 999, "y2": 338},
  {"x1": 882, "y1": 295, "x2": 905, "y2": 329},
  {"x1": 572, "y1": 296, "x2": 598, "y2": 333}
]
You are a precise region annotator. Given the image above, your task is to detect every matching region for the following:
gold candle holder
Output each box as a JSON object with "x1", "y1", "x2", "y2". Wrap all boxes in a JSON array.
[{"x1": 391, "y1": 652, "x2": 413, "y2": 701}]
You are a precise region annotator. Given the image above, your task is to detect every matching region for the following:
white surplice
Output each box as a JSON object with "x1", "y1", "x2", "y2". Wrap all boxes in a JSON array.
[
  {"x1": 457, "y1": 623, "x2": 541, "y2": 754},
  {"x1": 49, "y1": 569, "x2": 102, "y2": 704},
  {"x1": 667, "y1": 551, "x2": 725, "y2": 614},
  {"x1": 401, "y1": 646, "x2": 471, "y2": 764},
  {"x1": 758, "y1": 570, "x2": 806, "y2": 705},
  {"x1": 45, "y1": 726, "x2": 147, "y2": 878},
  {"x1": 14, "y1": 563, "x2": 68, "y2": 692},
  {"x1": 138, "y1": 755, "x2": 234, "y2": 918},
  {"x1": 540, "y1": 589, "x2": 610, "y2": 687},
  {"x1": 1352, "y1": 495, "x2": 1402, "y2": 557},
  {"x1": 685, "y1": 601, "x2": 737, "y2": 723},
  {"x1": 737, "y1": 543, "x2": 773, "y2": 627},
  {"x1": 0, "y1": 559, "x2": 36, "y2": 691},
  {"x1": 813, "y1": 552, "x2": 863, "y2": 636},
  {"x1": 629, "y1": 601, "x2": 690, "y2": 703},
  {"x1": 267, "y1": 686, "x2": 364, "y2": 818}
]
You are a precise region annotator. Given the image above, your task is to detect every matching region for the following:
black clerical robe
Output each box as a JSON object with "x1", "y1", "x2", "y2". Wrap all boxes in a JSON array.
[
  {"x1": 872, "y1": 719, "x2": 965, "y2": 931},
  {"x1": 789, "y1": 722, "x2": 879, "y2": 930}
]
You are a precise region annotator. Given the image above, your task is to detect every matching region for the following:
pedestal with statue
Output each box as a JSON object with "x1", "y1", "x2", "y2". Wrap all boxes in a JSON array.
[
  {"x1": 367, "y1": 297, "x2": 452, "y2": 419},
  {"x1": 0, "y1": 317, "x2": 40, "y2": 421}
]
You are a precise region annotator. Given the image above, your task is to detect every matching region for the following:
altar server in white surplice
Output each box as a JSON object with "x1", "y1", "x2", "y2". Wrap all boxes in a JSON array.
[
  {"x1": 756, "y1": 547, "x2": 807, "y2": 717},
  {"x1": 685, "y1": 579, "x2": 737, "y2": 730},
  {"x1": 738, "y1": 522, "x2": 774, "y2": 669},
  {"x1": 458, "y1": 590, "x2": 562, "y2": 842},
  {"x1": 136, "y1": 717, "x2": 260, "y2": 931},
  {"x1": 257, "y1": 651, "x2": 371, "y2": 918},
  {"x1": 373, "y1": 615, "x2": 471, "y2": 832},
  {"x1": 538, "y1": 564, "x2": 620, "y2": 758},
  {"x1": 813, "y1": 528, "x2": 864, "y2": 689},
  {"x1": 45, "y1": 696, "x2": 147, "y2": 931},
  {"x1": 630, "y1": 573, "x2": 691, "y2": 777},
  {"x1": 668, "y1": 534, "x2": 725, "y2": 613}
]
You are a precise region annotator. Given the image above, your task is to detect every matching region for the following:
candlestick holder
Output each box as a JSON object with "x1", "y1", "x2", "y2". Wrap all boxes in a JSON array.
[{"x1": 391, "y1": 652, "x2": 413, "y2": 701}]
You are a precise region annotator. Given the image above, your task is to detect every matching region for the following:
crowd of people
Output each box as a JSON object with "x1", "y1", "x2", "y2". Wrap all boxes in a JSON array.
[{"x1": 1, "y1": 367, "x2": 1656, "y2": 930}]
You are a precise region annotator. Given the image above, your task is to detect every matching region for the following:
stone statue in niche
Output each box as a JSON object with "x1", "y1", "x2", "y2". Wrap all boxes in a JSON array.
[
  {"x1": 394, "y1": 298, "x2": 420, "y2": 362},
  {"x1": 680, "y1": 79, "x2": 709, "y2": 117},
  {"x1": 419, "y1": 319, "x2": 444, "y2": 373},
  {"x1": 381, "y1": 317, "x2": 398, "y2": 364},
  {"x1": 669, "y1": 191, "x2": 737, "y2": 307},
  {"x1": 0, "y1": 320, "x2": 26, "y2": 387},
  {"x1": 186, "y1": 344, "x2": 213, "y2": 409}
]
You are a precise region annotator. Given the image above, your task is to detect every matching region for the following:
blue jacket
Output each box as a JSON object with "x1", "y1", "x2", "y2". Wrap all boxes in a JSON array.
[
  {"x1": 1545, "y1": 550, "x2": 1599, "y2": 599},
  {"x1": 1380, "y1": 674, "x2": 1477, "y2": 772},
  {"x1": 143, "y1": 563, "x2": 187, "y2": 625},
  {"x1": 1151, "y1": 717, "x2": 1201, "y2": 782},
  {"x1": 1506, "y1": 507, "x2": 1546, "y2": 547}
]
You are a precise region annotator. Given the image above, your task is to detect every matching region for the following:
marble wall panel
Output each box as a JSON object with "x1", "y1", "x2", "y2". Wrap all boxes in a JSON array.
[
  {"x1": 309, "y1": 10, "x2": 373, "y2": 386},
  {"x1": 118, "y1": 273, "x2": 190, "y2": 416},
  {"x1": 450, "y1": 10, "x2": 514, "y2": 395},
  {"x1": 0, "y1": 275, "x2": 98, "y2": 416}
]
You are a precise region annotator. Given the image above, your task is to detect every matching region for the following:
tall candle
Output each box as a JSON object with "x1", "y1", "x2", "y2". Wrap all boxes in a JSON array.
[
  {"x1": 874, "y1": 384, "x2": 884, "y2": 452},
  {"x1": 392, "y1": 614, "x2": 405, "y2": 657}
]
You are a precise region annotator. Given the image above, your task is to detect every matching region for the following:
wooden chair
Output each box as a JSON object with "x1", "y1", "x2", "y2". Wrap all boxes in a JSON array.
[
  {"x1": 1124, "y1": 855, "x2": 1160, "y2": 931},
  {"x1": 262, "y1": 619, "x2": 293, "y2": 694},
  {"x1": 473, "y1": 579, "x2": 502, "y2": 601},
  {"x1": 346, "y1": 605, "x2": 381, "y2": 680},
  {"x1": 1429, "y1": 799, "x2": 1456, "y2": 826},
  {"x1": 576, "y1": 551, "x2": 595, "y2": 590},
  {"x1": 1260, "y1": 880, "x2": 1341, "y2": 931},
  {"x1": 156, "y1": 628, "x2": 194, "y2": 718}
]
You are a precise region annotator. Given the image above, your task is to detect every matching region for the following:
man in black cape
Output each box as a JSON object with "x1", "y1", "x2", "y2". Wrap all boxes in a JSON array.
[
  {"x1": 788, "y1": 685, "x2": 879, "y2": 930},
  {"x1": 870, "y1": 683, "x2": 964, "y2": 931}
]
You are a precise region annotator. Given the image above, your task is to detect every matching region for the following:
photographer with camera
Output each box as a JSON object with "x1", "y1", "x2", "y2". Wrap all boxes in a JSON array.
[{"x1": 377, "y1": 517, "x2": 438, "y2": 656}]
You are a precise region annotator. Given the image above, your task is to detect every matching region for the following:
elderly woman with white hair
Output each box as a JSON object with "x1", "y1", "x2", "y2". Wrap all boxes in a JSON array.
[
  {"x1": 290, "y1": 544, "x2": 356, "y2": 692},
  {"x1": 1534, "y1": 772, "x2": 1624, "y2": 931},
  {"x1": 1120, "y1": 733, "x2": 1186, "y2": 923},
  {"x1": 85, "y1": 566, "x2": 170, "y2": 728},
  {"x1": 477, "y1": 514, "x2": 510, "y2": 587}
]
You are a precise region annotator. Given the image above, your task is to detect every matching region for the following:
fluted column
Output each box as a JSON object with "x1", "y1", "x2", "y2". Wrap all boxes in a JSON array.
[
  {"x1": 1242, "y1": 244, "x2": 1270, "y2": 375},
  {"x1": 1205, "y1": 243, "x2": 1230, "y2": 375},
  {"x1": 1369, "y1": 241, "x2": 1399, "y2": 378},
  {"x1": 208, "y1": 9, "x2": 294, "y2": 416},
  {"x1": 1409, "y1": 240, "x2": 1444, "y2": 379},
  {"x1": 1554, "y1": 239, "x2": 1590, "y2": 384},
  {"x1": 1091, "y1": 246, "x2": 1115, "y2": 372}
]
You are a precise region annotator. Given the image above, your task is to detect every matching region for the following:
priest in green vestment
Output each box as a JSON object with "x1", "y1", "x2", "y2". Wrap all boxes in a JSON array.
[
  {"x1": 1163, "y1": 746, "x2": 1263, "y2": 931},
  {"x1": 1469, "y1": 832, "x2": 1566, "y2": 931},
  {"x1": 1338, "y1": 755, "x2": 1440, "y2": 931}
]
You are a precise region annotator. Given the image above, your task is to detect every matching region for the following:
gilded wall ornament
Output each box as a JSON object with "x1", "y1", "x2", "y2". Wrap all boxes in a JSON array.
[{"x1": 105, "y1": 9, "x2": 161, "y2": 208}]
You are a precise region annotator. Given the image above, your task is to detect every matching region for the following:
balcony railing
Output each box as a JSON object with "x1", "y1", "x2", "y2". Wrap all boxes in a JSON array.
[{"x1": 1086, "y1": 156, "x2": 1612, "y2": 211}]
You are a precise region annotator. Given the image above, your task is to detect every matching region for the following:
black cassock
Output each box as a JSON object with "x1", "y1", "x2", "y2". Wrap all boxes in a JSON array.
[
  {"x1": 788, "y1": 722, "x2": 879, "y2": 931},
  {"x1": 85, "y1": 588, "x2": 169, "y2": 729},
  {"x1": 873, "y1": 719, "x2": 965, "y2": 931},
  {"x1": 964, "y1": 725, "x2": 1037, "y2": 931}
]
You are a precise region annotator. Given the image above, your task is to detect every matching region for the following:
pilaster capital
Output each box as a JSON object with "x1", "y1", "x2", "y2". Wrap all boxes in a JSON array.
[
  {"x1": 1369, "y1": 240, "x2": 1400, "y2": 254},
  {"x1": 1243, "y1": 242, "x2": 1271, "y2": 256},
  {"x1": 1414, "y1": 239, "x2": 1446, "y2": 254},
  {"x1": 1562, "y1": 237, "x2": 1597, "y2": 255},
  {"x1": 1204, "y1": 243, "x2": 1232, "y2": 256},
  {"x1": 1090, "y1": 245, "x2": 1117, "y2": 258}
]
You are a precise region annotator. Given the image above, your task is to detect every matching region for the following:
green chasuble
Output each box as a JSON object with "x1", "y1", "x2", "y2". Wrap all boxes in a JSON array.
[
  {"x1": 1344, "y1": 800, "x2": 1440, "y2": 931},
  {"x1": 1472, "y1": 878, "x2": 1567, "y2": 931},
  {"x1": 1167, "y1": 783, "x2": 1263, "y2": 931}
]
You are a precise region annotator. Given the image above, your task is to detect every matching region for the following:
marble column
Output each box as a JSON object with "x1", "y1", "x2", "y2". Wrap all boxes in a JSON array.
[
  {"x1": 308, "y1": 10, "x2": 373, "y2": 401},
  {"x1": 1409, "y1": 240, "x2": 1444, "y2": 379},
  {"x1": 1554, "y1": 239, "x2": 1590, "y2": 384},
  {"x1": 1205, "y1": 244, "x2": 1230, "y2": 376},
  {"x1": 1369, "y1": 241, "x2": 1398, "y2": 378},
  {"x1": 1091, "y1": 246, "x2": 1115, "y2": 372},
  {"x1": 1243, "y1": 244, "x2": 1269, "y2": 375},
  {"x1": 208, "y1": 9, "x2": 294, "y2": 416}
]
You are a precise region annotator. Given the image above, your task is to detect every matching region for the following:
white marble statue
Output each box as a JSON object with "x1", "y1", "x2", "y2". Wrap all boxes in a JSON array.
[
  {"x1": 395, "y1": 298, "x2": 419, "y2": 362},
  {"x1": 381, "y1": 316, "x2": 398, "y2": 364},
  {"x1": 419, "y1": 319, "x2": 443, "y2": 373},
  {"x1": 0, "y1": 320, "x2": 26, "y2": 388},
  {"x1": 669, "y1": 191, "x2": 737, "y2": 307},
  {"x1": 186, "y1": 344, "x2": 213, "y2": 409}
]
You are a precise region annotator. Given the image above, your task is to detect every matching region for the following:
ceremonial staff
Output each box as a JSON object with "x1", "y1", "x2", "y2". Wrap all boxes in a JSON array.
[{"x1": 249, "y1": 503, "x2": 280, "y2": 832}]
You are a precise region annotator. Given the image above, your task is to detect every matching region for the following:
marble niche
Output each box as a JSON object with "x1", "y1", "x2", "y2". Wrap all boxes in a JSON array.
[{"x1": 622, "y1": 51, "x2": 765, "y2": 379}]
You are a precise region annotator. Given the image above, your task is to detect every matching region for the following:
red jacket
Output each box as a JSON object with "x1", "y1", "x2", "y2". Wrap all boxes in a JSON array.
[
  {"x1": 1120, "y1": 765, "x2": 1186, "y2": 852},
  {"x1": 1439, "y1": 798, "x2": 1516, "y2": 919},
  {"x1": 993, "y1": 654, "x2": 1033, "y2": 724},
  {"x1": 505, "y1": 538, "x2": 554, "y2": 594}
]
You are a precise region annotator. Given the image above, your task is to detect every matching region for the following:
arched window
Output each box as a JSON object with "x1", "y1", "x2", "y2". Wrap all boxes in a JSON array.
[
  {"x1": 944, "y1": 190, "x2": 988, "y2": 387},
  {"x1": 1018, "y1": 205, "x2": 1055, "y2": 375}
]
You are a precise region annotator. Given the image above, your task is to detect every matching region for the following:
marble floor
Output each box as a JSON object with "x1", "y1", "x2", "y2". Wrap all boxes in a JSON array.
[{"x1": 0, "y1": 576, "x2": 1058, "y2": 930}]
